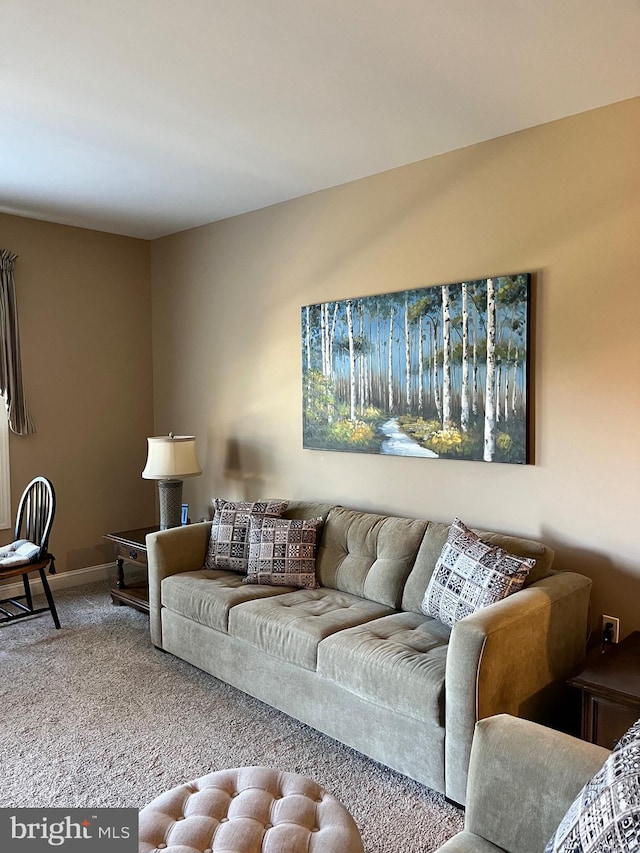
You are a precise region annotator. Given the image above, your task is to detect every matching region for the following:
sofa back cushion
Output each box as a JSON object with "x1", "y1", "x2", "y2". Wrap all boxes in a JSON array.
[
  {"x1": 283, "y1": 501, "x2": 334, "y2": 522},
  {"x1": 316, "y1": 506, "x2": 427, "y2": 608},
  {"x1": 402, "y1": 520, "x2": 555, "y2": 614}
]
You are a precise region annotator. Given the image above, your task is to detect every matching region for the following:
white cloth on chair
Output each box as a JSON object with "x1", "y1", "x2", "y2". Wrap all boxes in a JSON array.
[{"x1": 0, "y1": 539, "x2": 40, "y2": 567}]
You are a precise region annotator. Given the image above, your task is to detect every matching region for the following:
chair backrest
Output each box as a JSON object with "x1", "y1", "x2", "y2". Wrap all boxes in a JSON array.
[{"x1": 14, "y1": 477, "x2": 56, "y2": 557}]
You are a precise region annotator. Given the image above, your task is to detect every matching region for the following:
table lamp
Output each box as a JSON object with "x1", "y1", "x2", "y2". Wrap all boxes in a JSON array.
[{"x1": 142, "y1": 433, "x2": 202, "y2": 529}]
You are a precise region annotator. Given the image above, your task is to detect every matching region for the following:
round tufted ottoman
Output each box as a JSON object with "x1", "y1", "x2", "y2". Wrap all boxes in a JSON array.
[{"x1": 139, "y1": 766, "x2": 364, "y2": 853}]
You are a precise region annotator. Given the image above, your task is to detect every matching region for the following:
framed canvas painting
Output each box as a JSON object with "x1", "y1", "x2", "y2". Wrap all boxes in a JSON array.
[{"x1": 302, "y1": 273, "x2": 531, "y2": 463}]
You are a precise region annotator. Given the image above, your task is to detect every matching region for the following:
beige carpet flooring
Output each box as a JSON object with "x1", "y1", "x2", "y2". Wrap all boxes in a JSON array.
[{"x1": 0, "y1": 580, "x2": 464, "y2": 852}]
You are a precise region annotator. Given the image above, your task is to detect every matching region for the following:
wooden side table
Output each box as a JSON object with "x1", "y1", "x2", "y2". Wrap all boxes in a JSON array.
[
  {"x1": 104, "y1": 526, "x2": 159, "y2": 614},
  {"x1": 568, "y1": 631, "x2": 640, "y2": 749}
]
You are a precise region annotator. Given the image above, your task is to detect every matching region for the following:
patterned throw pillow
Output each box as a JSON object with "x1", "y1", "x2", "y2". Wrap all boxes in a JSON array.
[
  {"x1": 205, "y1": 499, "x2": 289, "y2": 573},
  {"x1": 545, "y1": 718, "x2": 640, "y2": 852},
  {"x1": 421, "y1": 517, "x2": 535, "y2": 628},
  {"x1": 243, "y1": 516, "x2": 323, "y2": 589}
]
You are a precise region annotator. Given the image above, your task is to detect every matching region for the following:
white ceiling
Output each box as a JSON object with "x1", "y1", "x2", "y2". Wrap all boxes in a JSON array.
[{"x1": 2, "y1": 0, "x2": 640, "y2": 240}]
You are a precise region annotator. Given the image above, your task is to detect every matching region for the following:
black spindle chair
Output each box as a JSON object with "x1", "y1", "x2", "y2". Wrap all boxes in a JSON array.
[{"x1": 0, "y1": 476, "x2": 60, "y2": 628}]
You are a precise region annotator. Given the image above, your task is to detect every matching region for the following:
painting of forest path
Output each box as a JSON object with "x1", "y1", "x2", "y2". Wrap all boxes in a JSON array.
[{"x1": 302, "y1": 273, "x2": 530, "y2": 464}]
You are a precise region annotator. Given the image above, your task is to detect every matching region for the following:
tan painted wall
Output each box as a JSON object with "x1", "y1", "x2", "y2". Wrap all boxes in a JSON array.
[
  {"x1": 0, "y1": 214, "x2": 155, "y2": 571},
  {"x1": 150, "y1": 96, "x2": 638, "y2": 638}
]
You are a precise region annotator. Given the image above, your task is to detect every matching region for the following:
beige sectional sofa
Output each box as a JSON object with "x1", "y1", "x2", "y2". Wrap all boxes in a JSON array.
[
  {"x1": 436, "y1": 715, "x2": 610, "y2": 853},
  {"x1": 146, "y1": 502, "x2": 592, "y2": 805}
]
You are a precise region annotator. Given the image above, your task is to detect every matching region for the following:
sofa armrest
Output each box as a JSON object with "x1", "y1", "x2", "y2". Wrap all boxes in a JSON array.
[
  {"x1": 464, "y1": 715, "x2": 609, "y2": 853},
  {"x1": 444, "y1": 570, "x2": 592, "y2": 804},
  {"x1": 147, "y1": 522, "x2": 212, "y2": 648}
]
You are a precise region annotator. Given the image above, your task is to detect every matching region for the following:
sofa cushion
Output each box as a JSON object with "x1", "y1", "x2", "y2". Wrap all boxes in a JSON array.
[
  {"x1": 402, "y1": 519, "x2": 554, "y2": 614},
  {"x1": 421, "y1": 518, "x2": 535, "y2": 628},
  {"x1": 205, "y1": 499, "x2": 289, "y2": 573},
  {"x1": 316, "y1": 506, "x2": 427, "y2": 608},
  {"x1": 243, "y1": 516, "x2": 323, "y2": 589},
  {"x1": 317, "y1": 612, "x2": 450, "y2": 725},
  {"x1": 228, "y1": 588, "x2": 394, "y2": 671},
  {"x1": 161, "y1": 570, "x2": 295, "y2": 633},
  {"x1": 545, "y1": 717, "x2": 640, "y2": 853},
  {"x1": 283, "y1": 501, "x2": 334, "y2": 522}
]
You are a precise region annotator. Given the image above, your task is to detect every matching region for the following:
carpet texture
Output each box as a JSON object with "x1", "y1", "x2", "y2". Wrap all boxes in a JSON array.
[{"x1": 0, "y1": 580, "x2": 464, "y2": 852}]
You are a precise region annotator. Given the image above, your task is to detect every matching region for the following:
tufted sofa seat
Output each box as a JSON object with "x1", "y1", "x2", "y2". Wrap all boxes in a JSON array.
[
  {"x1": 139, "y1": 766, "x2": 364, "y2": 853},
  {"x1": 317, "y1": 611, "x2": 450, "y2": 723},
  {"x1": 147, "y1": 501, "x2": 593, "y2": 805}
]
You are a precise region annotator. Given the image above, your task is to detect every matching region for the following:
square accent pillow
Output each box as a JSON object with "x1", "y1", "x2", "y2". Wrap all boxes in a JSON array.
[
  {"x1": 243, "y1": 516, "x2": 323, "y2": 589},
  {"x1": 421, "y1": 517, "x2": 535, "y2": 628},
  {"x1": 205, "y1": 499, "x2": 289, "y2": 573},
  {"x1": 545, "y1": 718, "x2": 640, "y2": 852}
]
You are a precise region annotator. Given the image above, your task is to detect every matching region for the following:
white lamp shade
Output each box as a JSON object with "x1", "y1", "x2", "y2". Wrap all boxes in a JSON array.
[{"x1": 142, "y1": 435, "x2": 202, "y2": 480}]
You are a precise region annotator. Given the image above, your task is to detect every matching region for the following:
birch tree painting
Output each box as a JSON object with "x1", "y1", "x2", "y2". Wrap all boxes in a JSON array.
[{"x1": 302, "y1": 273, "x2": 530, "y2": 463}]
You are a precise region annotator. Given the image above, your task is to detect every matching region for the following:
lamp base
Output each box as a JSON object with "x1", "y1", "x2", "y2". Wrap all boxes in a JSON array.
[{"x1": 158, "y1": 479, "x2": 183, "y2": 530}]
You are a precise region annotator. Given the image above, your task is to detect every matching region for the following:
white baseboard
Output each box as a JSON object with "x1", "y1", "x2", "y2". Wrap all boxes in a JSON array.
[{"x1": 0, "y1": 563, "x2": 120, "y2": 599}]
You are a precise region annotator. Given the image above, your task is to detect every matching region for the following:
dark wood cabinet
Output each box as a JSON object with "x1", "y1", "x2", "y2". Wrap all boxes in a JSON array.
[{"x1": 568, "y1": 631, "x2": 640, "y2": 749}]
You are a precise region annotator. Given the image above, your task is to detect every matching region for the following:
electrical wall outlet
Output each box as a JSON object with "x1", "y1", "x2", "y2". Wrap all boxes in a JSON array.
[{"x1": 602, "y1": 614, "x2": 620, "y2": 644}]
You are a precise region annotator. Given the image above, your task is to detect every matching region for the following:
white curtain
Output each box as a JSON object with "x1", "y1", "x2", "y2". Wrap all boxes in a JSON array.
[{"x1": 0, "y1": 250, "x2": 35, "y2": 434}]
